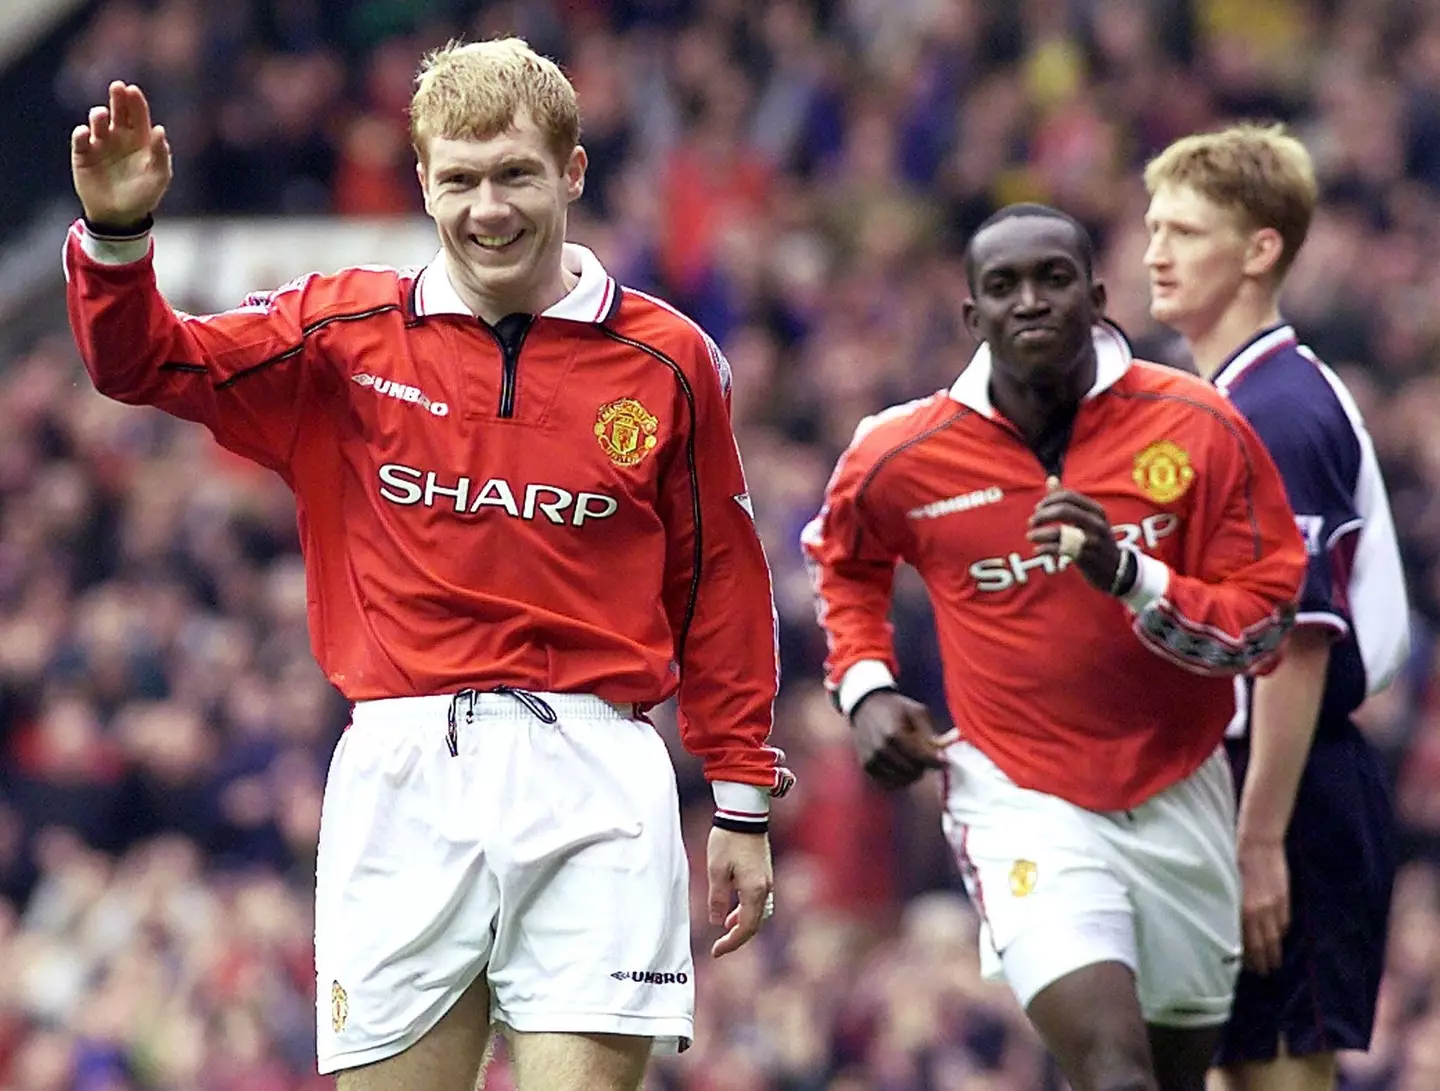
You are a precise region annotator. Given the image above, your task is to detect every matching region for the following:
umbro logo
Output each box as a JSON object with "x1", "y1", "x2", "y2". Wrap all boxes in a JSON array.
[
  {"x1": 907, "y1": 486, "x2": 1004, "y2": 520},
  {"x1": 610, "y1": 970, "x2": 689, "y2": 984},
  {"x1": 352, "y1": 372, "x2": 450, "y2": 417}
]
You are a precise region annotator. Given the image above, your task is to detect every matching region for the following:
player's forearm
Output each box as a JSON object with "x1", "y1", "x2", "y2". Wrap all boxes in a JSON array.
[
  {"x1": 1121, "y1": 553, "x2": 1300, "y2": 676},
  {"x1": 65, "y1": 220, "x2": 173, "y2": 403},
  {"x1": 669, "y1": 541, "x2": 787, "y2": 808},
  {"x1": 1236, "y1": 625, "x2": 1331, "y2": 842},
  {"x1": 804, "y1": 553, "x2": 899, "y2": 692},
  {"x1": 686, "y1": 713, "x2": 793, "y2": 832}
]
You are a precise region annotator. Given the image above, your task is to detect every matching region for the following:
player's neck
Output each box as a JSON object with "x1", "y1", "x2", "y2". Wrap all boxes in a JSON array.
[
  {"x1": 448, "y1": 253, "x2": 581, "y2": 326},
  {"x1": 1184, "y1": 294, "x2": 1284, "y2": 381},
  {"x1": 990, "y1": 351, "x2": 1095, "y2": 445}
]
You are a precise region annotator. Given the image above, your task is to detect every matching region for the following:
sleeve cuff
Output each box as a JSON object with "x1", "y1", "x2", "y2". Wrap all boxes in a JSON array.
[
  {"x1": 1119, "y1": 552, "x2": 1170, "y2": 612},
  {"x1": 1294, "y1": 611, "x2": 1349, "y2": 639},
  {"x1": 712, "y1": 781, "x2": 769, "y2": 832},
  {"x1": 836, "y1": 659, "x2": 897, "y2": 716},
  {"x1": 79, "y1": 221, "x2": 152, "y2": 265}
]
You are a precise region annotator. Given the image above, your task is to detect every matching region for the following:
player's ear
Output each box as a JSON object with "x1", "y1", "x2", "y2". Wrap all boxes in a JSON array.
[
  {"x1": 962, "y1": 297, "x2": 982, "y2": 342},
  {"x1": 564, "y1": 145, "x2": 587, "y2": 203},
  {"x1": 416, "y1": 161, "x2": 433, "y2": 216},
  {"x1": 1089, "y1": 279, "x2": 1108, "y2": 318},
  {"x1": 1243, "y1": 227, "x2": 1285, "y2": 279}
]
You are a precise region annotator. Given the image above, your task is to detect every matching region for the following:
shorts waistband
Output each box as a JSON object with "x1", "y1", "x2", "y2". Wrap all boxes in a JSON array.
[{"x1": 351, "y1": 690, "x2": 635, "y2": 730}]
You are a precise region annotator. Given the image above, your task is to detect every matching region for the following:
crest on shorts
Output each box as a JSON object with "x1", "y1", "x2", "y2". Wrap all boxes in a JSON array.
[
  {"x1": 1133, "y1": 440, "x2": 1195, "y2": 504},
  {"x1": 330, "y1": 980, "x2": 349, "y2": 1033},
  {"x1": 595, "y1": 398, "x2": 659, "y2": 467},
  {"x1": 1009, "y1": 859, "x2": 1038, "y2": 898}
]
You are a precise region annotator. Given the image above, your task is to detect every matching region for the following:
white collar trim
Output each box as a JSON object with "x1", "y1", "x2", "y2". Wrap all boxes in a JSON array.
[
  {"x1": 416, "y1": 242, "x2": 618, "y2": 323},
  {"x1": 1213, "y1": 325, "x2": 1297, "y2": 393},
  {"x1": 948, "y1": 322, "x2": 1134, "y2": 415}
]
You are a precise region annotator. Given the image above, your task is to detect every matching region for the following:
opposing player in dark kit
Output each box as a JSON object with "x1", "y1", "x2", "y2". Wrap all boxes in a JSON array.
[{"x1": 1145, "y1": 124, "x2": 1409, "y2": 1091}]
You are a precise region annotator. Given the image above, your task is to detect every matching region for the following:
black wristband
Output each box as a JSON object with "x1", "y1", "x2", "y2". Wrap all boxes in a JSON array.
[
  {"x1": 712, "y1": 815, "x2": 769, "y2": 835},
  {"x1": 83, "y1": 214, "x2": 154, "y2": 239},
  {"x1": 1109, "y1": 548, "x2": 1139, "y2": 597},
  {"x1": 847, "y1": 686, "x2": 899, "y2": 724}
]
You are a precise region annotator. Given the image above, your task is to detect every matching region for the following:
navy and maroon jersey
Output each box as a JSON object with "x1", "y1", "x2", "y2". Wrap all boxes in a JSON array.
[{"x1": 1214, "y1": 323, "x2": 1410, "y2": 738}]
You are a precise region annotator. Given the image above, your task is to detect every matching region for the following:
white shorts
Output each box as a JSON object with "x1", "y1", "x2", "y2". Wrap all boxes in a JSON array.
[
  {"x1": 942, "y1": 741, "x2": 1241, "y2": 1028},
  {"x1": 314, "y1": 691, "x2": 693, "y2": 1075}
]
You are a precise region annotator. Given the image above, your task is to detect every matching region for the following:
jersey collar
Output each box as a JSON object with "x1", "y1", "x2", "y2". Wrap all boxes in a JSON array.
[
  {"x1": 414, "y1": 242, "x2": 621, "y2": 323},
  {"x1": 1211, "y1": 324, "x2": 1297, "y2": 394},
  {"x1": 948, "y1": 321, "x2": 1133, "y2": 416}
]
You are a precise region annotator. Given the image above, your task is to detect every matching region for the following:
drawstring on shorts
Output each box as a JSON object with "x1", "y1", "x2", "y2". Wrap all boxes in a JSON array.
[{"x1": 445, "y1": 685, "x2": 559, "y2": 756}]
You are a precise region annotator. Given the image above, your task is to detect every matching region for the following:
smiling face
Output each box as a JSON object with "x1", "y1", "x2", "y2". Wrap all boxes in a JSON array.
[
  {"x1": 418, "y1": 112, "x2": 586, "y2": 318},
  {"x1": 963, "y1": 215, "x2": 1106, "y2": 388}
]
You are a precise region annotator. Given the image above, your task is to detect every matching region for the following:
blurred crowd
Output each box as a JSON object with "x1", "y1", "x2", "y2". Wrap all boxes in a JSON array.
[{"x1": 6, "y1": 0, "x2": 1440, "y2": 1087}]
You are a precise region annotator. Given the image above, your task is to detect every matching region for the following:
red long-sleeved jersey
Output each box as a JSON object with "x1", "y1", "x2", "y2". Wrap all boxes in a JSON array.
[
  {"x1": 802, "y1": 325, "x2": 1306, "y2": 812},
  {"x1": 65, "y1": 222, "x2": 789, "y2": 796}
]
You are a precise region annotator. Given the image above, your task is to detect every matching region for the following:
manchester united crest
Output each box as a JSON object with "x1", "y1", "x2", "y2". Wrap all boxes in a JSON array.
[
  {"x1": 330, "y1": 980, "x2": 349, "y2": 1033},
  {"x1": 1133, "y1": 440, "x2": 1195, "y2": 503},
  {"x1": 595, "y1": 398, "x2": 659, "y2": 467},
  {"x1": 1009, "y1": 859, "x2": 1038, "y2": 898}
]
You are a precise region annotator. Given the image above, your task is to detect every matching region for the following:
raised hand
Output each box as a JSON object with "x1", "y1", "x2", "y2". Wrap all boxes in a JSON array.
[{"x1": 71, "y1": 81, "x2": 172, "y2": 227}]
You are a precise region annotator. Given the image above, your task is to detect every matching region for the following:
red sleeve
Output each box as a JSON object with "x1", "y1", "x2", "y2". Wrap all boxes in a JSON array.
[
  {"x1": 659, "y1": 331, "x2": 791, "y2": 806},
  {"x1": 63, "y1": 222, "x2": 332, "y2": 476},
  {"x1": 1121, "y1": 405, "x2": 1306, "y2": 676},
  {"x1": 800, "y1": 419, "x2": 909, "y2": 713}
]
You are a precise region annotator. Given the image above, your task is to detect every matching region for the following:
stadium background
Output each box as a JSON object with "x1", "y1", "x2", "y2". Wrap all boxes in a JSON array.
[{"x1": 2, "y1": 0, "x2": 1440, "y2": 1088}]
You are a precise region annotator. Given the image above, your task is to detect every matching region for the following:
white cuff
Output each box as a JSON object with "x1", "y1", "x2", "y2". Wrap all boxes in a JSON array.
[
  {"x1": 79, "y1": 223, "x2": 151, "y2": 265},
  {"x1": 712, "y1": 781, "x2": 769, "y2": 825},
  {"x1": 1294, "y1": 611, "x2": 1349, "y2": 640},
  {"x1": 836, "y1": 659, "x2": 897, "y2": 716},
  {"x1": 1120, "y1": 552, "x2": 1170, "y2": 612}
]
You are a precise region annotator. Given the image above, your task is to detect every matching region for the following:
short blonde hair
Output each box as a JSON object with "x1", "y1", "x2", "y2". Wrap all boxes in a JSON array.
[
  {"x1": 410, "y1": 38, "x2": 579, "y2": 167},
  {"x1": 1144, "y1": 123, "x2": 1318, "y2": 279}
]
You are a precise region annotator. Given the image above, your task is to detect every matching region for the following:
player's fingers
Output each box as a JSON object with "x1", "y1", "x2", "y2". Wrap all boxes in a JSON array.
[
  {"x1": 896, "y1": 730, "x2": 948, "y2": 769},
  {"x1": 71, "y1": 125, "x2": 93, "y2": 157},
  {"x1": 107, "y1": 80, "x2": 128, "y2": 125},
  {"x1": 866, "y1": 745, "x2": 924, "y2": 786},
  {"x1": 711, "y1": 883, "x2": 766, "y2": 958},
  {"x1": 1027, "y1": 500, "x2": 1079, "y2": 529},
  {"x1": 1047, "y1": 489, "x2": 1107, "y2": 517},
  {"x1": 1262, "y1": 911, "x2": 1286, "y2": 975},
  {"x1": 887, "y1": 733, "x2": 939, "y2": 772},
  {"x1": 1032, "y1": 504, "x2": 1107, "y2": 539},
  {"x1": 1242, "y1": 907, "x2": 1266, "y2": 972},
  {"x1": 1031, "y1": 492, "x2": 1106, "y2": 523},
  {"x1": 152, "y1": 126, "x2": 173, "y2": 173},
  {"x1": 864, "y1": 748, "x2": 922, "y2": 787},
  {"x1": 130, "y1": 85, "x2": 153, "y2": 133},
  {"x1": 1247, "y1": 906, "x2": 1283, "y2": 974},
  {"x1": 706, "y1": 865, "x2": 732, "y2": 926},
  {"x1": 88, "y1": 106, "x2": 112, "y2": 142}
]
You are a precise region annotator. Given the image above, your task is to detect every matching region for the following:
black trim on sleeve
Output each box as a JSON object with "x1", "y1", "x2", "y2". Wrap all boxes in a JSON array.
[
  {"x1": 712, "y1": 815, "x2": 769, "y2": 835},
  {"x1": 84, "y1": 214, "x2": 154, "y2": 239},
  {"x1": 157, "y1": 304, "x2": 401, "y2": 390}
]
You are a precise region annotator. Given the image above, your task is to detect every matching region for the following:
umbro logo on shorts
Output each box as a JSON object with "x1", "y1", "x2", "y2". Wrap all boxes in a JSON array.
[{"x1": 611, "y1": 970, "x2": 689, "y2": 985}]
